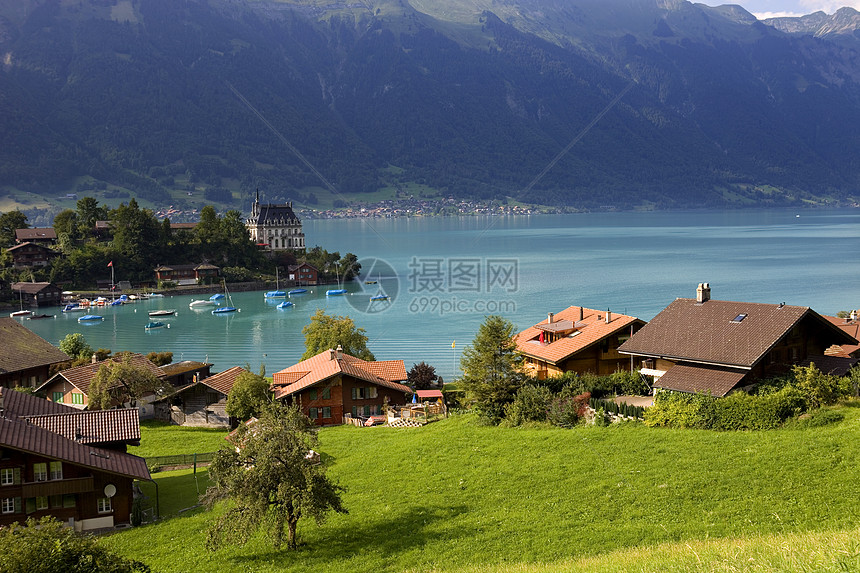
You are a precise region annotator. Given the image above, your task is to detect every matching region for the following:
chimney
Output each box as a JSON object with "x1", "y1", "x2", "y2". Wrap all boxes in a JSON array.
[
  {"x1": 578, "y1": 307, "x2": 584, "y2": 321},
  {"x1": 336, "y1": 345, "x2": 343, "y2": 361},
  {"x1": 547, "y1": 312, "x2": 554, "y2": 324},
  {"x1": 851, "y1": 310, "x2": 858, "y2": 322},
  {"x1": 696, "y1": 283, "x2": 711, "y2": 303},
  {"x1": 605, "y1": 309, "x2": 612, "y2": 324},
  {"x1": 91, "y1": 354, "x2": 98, "y2": 364}
]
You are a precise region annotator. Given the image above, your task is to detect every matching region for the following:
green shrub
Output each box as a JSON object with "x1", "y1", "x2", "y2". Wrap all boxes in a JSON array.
[
  {"x1": 548, "y1": 387, "x2": 590, "y2": 428},
  {"x1": 504, "y1": 385, "x2": 552, "y2": 426},
  {"x1": 610, "y1": 370, "x2": 651, "y2": 395}
]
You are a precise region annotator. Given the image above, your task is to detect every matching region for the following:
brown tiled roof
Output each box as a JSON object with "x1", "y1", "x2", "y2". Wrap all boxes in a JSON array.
[
  {"x1": 12, "y1": 282, "x2": 59, "y2": 294},
  {"x1": 38, "y1": 353, "x2": 166, "y2": 396},
  {"x1": 160, "y1": 361, "x2": 213, "y2": 377},
  {"x1": 799, "y1": 355, "x2": 859, "y2": 377},
  {"x1": 6, "y1": 242, "x2": 57, "y2": 254},
  {"x1": 618, "y1": 299, "x2": 855, "y2": 368},
  {"x1": 654, "y1": 364, "x2": 747, "y2": 397},
  {"x1": 516, "y1": 307, "x2": 644, "y2": 365},
  {"x1": 199, "y1": 366, "x2": 248, "y2": 396},
  {"x1": 0, "y1": 417, "x2": 150, "y2": 481},
  {"x1": 15, "y1": 228, "x2": 57, "y2": 241},
  {"x1": 822, "y1": 316, "x2": 860, "y2": 358},
  {"x1": 272, "y1": 350, "x2": 410, "y2": 399},
  {"x1": 0, "y1": 318, "x2": 70, "y2": 375},
  {"x1": 0, "y1": 387, "x2": 76, "y2": 417},
  {"x1": 23, "y1": 408, "x2": 141, "y2": 445}
]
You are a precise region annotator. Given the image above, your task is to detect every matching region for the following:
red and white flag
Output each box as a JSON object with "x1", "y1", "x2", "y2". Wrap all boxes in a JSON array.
[{"x1": 107, "y1": 261, "x2": 113, "y2": 267}]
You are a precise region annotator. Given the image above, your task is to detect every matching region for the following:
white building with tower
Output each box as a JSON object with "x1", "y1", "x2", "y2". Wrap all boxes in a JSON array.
[{"x1": 245, "y1": 190, "x2": 306, "y2": 252}]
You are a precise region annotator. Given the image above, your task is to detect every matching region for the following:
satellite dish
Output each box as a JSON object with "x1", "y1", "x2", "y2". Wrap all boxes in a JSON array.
[{"x1": 103, "y1": 483, "x2": 117, "y2": 498}]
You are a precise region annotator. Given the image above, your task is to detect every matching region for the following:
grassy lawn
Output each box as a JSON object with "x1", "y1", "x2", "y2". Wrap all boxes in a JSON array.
[
  {"x1": 133, "y1": 421, "x2": 230, "y2": 459},
  {"x1": 104, "y1": 408, "x2": 860, "y2": 572}
]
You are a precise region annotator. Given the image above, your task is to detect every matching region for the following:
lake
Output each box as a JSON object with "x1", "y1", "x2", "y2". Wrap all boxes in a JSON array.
[{"x1": 22, "y1": 209, "x2": 860, "y2": 380}]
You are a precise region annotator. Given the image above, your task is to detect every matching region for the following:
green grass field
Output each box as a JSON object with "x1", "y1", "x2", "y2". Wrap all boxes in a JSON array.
[{"x1": 104, "y1": 409, "x2": 860, "y2": 572}]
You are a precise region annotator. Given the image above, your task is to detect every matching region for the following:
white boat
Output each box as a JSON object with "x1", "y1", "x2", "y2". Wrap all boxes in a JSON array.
[
  {"x1": 10, "y1": 310, "x2": 31, "y2": 318},
  {"x1": 212, "y1": 280, "x2": 239, "y2": 315},
  {"x1": 148, "y1": 309, "x2": 176, "y2": 317},
  {"x1": 148, "y1": 293, "x2": 165, "y2": 298},
  {"x1": 189, "y1": 299, "x2": 216, "y2": 308}
]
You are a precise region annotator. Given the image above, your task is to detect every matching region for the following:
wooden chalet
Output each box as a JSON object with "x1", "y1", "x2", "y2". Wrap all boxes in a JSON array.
[
  {"x1": 154, "y1": 263, "x2": 220, "y2": 286},
  {"x1": 154, "y1": 366, "x2": 248, "y2": 427},
  {"x1": 11, "y1": 282, "x2": 63, "y2": 307},
  {"x1": 36, "y1": 353, "x2": 167, "y2": 414},
  {"x1": 516, "y1": 307, "x2": 646, "y2": 378},
  {"x1": 5, "y1": 243, "x2": 59, "y2": 269},
  {"x1": 618, "y1": 284, "x2": 859, "y2": 397},
  {"x1": 159, "y1": 360, "x2": 214, "y2": 388},
  {"x1": 14, "y1": 227, "x2": 57, "y2": 245},
  {"x1": 0, "y1": 388, "x2": 150, "y2": 531},
  {"x1": 0, "y1": 318, "x2": 70, "y2": 389},
  {"x1": 287, "y1": 263, "x2": 319, "y2": 285},
  {"x1": 271, "y1": 346, "x2": 411, "y2": 425}
]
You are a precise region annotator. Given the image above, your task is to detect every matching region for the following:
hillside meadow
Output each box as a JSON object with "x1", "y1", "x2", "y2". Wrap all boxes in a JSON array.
[{"x1": 104, "y1": 408, "x2": 860, "y2": 572}]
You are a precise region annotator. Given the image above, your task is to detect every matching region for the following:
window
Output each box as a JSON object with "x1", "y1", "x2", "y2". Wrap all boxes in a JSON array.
[
  {"x1": 308, "y1": 407, "x2": 319, "y2": 420},
  {"x1": 731, "y1": 313, "x2": 748, "y2": 323},
  {"x1": 322, "y1": 407, "x2": 331, "y2": 419},
  {"x1": 63, "y1": 494, "x2": 75, "y2": 508},
  {"x1": 2, "y1": 497, "x2": 20, "y2": 514},
  {"x1": 36, "y1": 496, "x2": 48, "y2": 510},
  {"x1": 50, "y1": 494, "x2": 62, "y2": 508},
  {"x1": 351, "y1": 387, "x2": 378, "y2": 400},
  {"x1": 308, "y1": 389, "x2": 317, "y2": 401},
  {"x1": 97, "y1": 497, "x2": 112, "y2": 513},
  {"x1": 33, "y1": 463, "x2": 47, "y2": 482},
  {"x1": 49, "y1": 461, "x2": 62, "y2": 480},
  {"x1": 322, "y1": 388, "x2": 331, "y2": 400},
  {"x1": 52, "y1": 391, "x2": 64, "y2": 403},
  {"x1": 1, "y1": 468, "x2": 17, "y2": 486},
  {"x1": 72, "y1": 392, "x2": 84, "y2": 405}
]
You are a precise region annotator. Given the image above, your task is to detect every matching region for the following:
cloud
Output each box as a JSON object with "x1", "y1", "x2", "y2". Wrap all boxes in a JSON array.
[
  {"x1": 799, "y1": 0, "x2": 860, "y2": 14},
  {"x1": 753, "y1": 11, "x2": 807, "y2": 18}
]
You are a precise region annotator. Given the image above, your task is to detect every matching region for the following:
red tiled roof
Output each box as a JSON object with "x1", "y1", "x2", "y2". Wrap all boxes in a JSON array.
[
  {"x1": 822, "y1": 316, "x2": 860, "y2": 357},
  {"x1": 23, "y1": 408, "x2": 141, "y2": 445},
  {"x1": 0, "y1": 416, "x2": 150, "y2": 481},
  {"x1": 654, "y1": 364, "x2": 747, "y2": 397},
  {"x1": 38, "y1": 353, "x2": 166, "y2": 396},
  {"x1": 272, "y1": 349, "x2": 410, "y2": 399},
  {"x1": 199, "y1": 366, "x2": 248, "y2": 396},
  {"x1": 416, "y1": 390, "x2": 443, "y2": 399},
  {"x1": 618, "y1": 299, "x2": 855, "y2": 368},
  {"x1": 515, "y1": 307, "x2": 643, "y2": 364},
  {"x1": 0, "y1": 318, "x2": 70, "y2": 375}
]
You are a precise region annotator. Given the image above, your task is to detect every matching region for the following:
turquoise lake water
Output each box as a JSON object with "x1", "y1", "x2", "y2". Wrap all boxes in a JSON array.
[{"x1": 21, "y1": 209, "x2": 860, "y2": 380}]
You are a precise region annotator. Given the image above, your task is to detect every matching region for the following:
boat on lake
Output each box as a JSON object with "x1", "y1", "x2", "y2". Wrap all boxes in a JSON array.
[
  {"x1": 27, "y1": 314, "x2": 54, "y2": 320},
  {"x1": 265, "y1": 290, "x2": 287, "y2": 298},
  {"x1": 212, "y1": 280, "x2": 239, "y2": 315},
  {"x1": 370, "y1": 294, "x2": 390, "y2": 301},
  {"x1": 62, "y1": 303, "x2": 85, "y2": 313},
  {"x1": 326, "y1": 289, "x2": 347, "y2": 296},
  {"x1": 78, "y1": 315, "x2": 104, "y2": 322},
  {"x1": 189, "y1": 299, "x2": 216, "y2": 309},
  {"x1": 148, "y1": 309, "x2": 176, "y2": 317},
  {"x1": 288, "y1": 288, "x2": 307, "y2": 295},
  {"x1": 10, "y1": 310, "x2": 31, "y2": 318},
  {"x1": 277, "y1": 301, "x2": 294, "y2": 309},
  {"x1": 148, "y1": 293, "x2": 165, "y2": 298},
  {"x1": 209, "y1": 293, "x2": 225, "y2": 301},
  {"x1": 144, "y1": 321, "x2": 168, "y2": 330}
]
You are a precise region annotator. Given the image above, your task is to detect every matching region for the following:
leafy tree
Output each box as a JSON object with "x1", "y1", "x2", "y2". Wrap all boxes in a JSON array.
[
  {"x1": 75, "y1": 197, "x2": 108, "y2": 241},
  {"x1": 109, "y1": 199, "x2": 161, "y2": 278},
  {"x1": 301, "y1": 309, "x2": 374, "y2": 361},
  {"x1": 504, "y1": 384, "x2": 552, "y2": 426},
  {"x1": 225, "y1": 370, "x2": 271, "y2": 421},
  {"x1": 0, "y1": 516, "x2": 151, "y2": 573},
  {"x1": 203, "y1": 403, "x2": 347, "y2": 550},
  {"x1": 88, "y1": 354, "x2": 170, "y2": 410},
  {"x1": 52, "y1": 209, "x2": 77, "y2": 238},
  {"x1": 0, "y1": 209, "x2": 28, "y2": 248},
  {"x1": 59, "y1": 333, "x2": 94, "y2": 361},
  {"x1": 459, "y1": 315, "x2": 524, "y2": 424},
  {"x1": 407, "y1": 361, "x2": 438, "y2": 390},
  {"x1": 791, "y1": 363, "x2": 847, "y2": 410}
]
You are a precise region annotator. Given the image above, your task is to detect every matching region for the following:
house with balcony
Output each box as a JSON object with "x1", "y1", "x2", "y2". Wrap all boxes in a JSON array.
[
  {"x1": 14, "y1": 228, "x2": 57, "y2": 246},
  {"x1": 0, "y1": 318, "x2": 70, "y2": 390},
  {"x1": 617, "y1": 284, "x2": 859, "y2": 397},
  {"x1": 271, "y1": 347, "x2": 410, "y2": 425},
  {"x1": 5, "y1": 243, "x2": 59, "y2": 269},
  {"x1": 153, "y1": 263, "x2": 220, "y2": 286},
  {"x1": 515, "y1": 307, "x2": 645, "y2": 378},
  {"x1": 0, "y1": 387, "x2": 150, "y2": 531},
  {"x1": 288, "y1": 262, "x2": 319, "y2": 286}
]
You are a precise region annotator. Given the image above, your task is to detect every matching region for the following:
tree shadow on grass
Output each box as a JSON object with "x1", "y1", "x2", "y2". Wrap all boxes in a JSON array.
[{"x1": 225, "y1": 504, "x2": 472, "y2": 568}]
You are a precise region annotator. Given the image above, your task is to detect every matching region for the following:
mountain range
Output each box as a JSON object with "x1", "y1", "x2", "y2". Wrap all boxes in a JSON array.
[{"x1": 2, "y1": 0, "x2": 860, "y2": 212}]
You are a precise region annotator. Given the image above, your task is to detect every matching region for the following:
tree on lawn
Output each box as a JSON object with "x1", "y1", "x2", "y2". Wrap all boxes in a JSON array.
[
  {"x1": 301, "y1": 309, "x2": 374, "y2": 361},
  {"x1": 459, "y1": 315, "x2": 524, "y2": 424},
  {"x1": 88, "y1": 354, "x2": 170, "y2": 410},
  {"x1": 225, "y1": 369, "x2": 271, "y2": 421},
  {"x1": 203, "y1": 403, "x2": 347, "y2": 550},
  {"x1": 407, "y1": 361, "x2": 439, "y2": 390}
]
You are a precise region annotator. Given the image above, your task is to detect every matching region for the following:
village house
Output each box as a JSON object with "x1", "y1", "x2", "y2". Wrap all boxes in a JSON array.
[
  {"x1": 271, "y1": 346, "x2": 410, "y2": 425},
  {"x1": 0, "y1": 387, "x2": 150, "y2": 531},
  {"x1": 515, "y1": 306, "x2": 646, "y2": 378},
  {"x1": 287, "y1": 262, "x2": 319, "y2": 286},
  {"x1": 11, "y1": 282, "x2": 63, "y2": 308},
  {"x1": 822, "y1": 312, "x2": 860, "y2": 359},
  {"x1": 5, "y1": 242, "x2": 59, "y2": 269},
  {"x1": 245, "y1": 190, "x2": 306, "y2": 252},
  {"x1": 14, "y1": 228, "x2": 57, "y2": 246},
  {"x1": 36, "y1": 353, "x2": 168, "y2": 416},
  {"x1": 617, "y1": 284, "x2": 859, "y2": 397},
  {"x1": 154, "y1": 366, "x2": 248, "y2": 427},
  {"x1": 153, "y1": 263, "x2": 220, "y2": 286},
  {"x1": 159, "y1": 360, "x2": 214, "y2": 388},
  {"x1": 0, "y1": 318, "x2": 70, "y2": 389}
]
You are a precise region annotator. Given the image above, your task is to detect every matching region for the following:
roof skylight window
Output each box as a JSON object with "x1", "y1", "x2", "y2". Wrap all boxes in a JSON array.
[{"x1": 731, "y1": 313, "x2": 747, "y2": 323}]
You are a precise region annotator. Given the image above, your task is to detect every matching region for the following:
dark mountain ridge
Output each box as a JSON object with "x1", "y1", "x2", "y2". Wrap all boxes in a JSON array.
[{"x1": 1, "y1": 0, "x2": 859, "y2": 211}]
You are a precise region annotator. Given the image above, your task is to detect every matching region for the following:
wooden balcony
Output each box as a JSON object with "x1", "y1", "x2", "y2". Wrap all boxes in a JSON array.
[{"x1": 22, "y1": 476, "x2": 94, "y2": 497}]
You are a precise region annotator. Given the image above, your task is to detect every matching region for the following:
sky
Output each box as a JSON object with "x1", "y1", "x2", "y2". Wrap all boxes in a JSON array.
[{"x1": 697, "y1": 0, "x2": 860, "y2": 19}]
